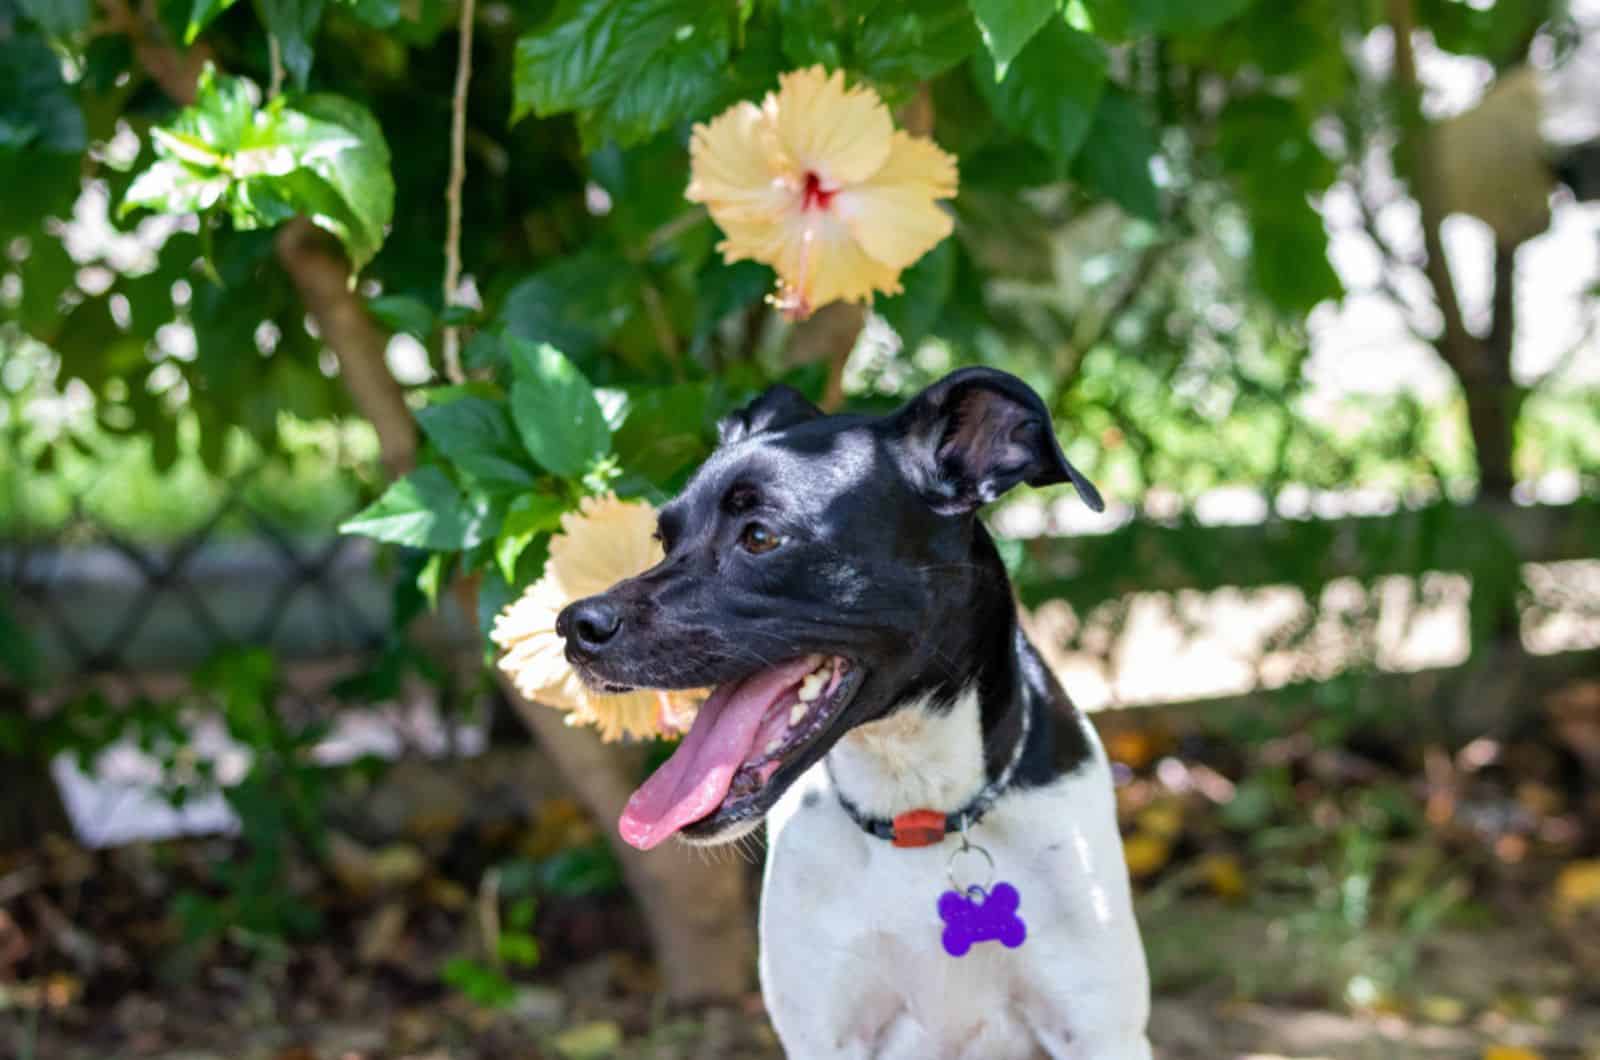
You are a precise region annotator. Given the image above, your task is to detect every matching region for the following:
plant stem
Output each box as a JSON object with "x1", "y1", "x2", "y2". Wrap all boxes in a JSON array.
[{"x1": 441, "y1": 0, "x2": 476, "y2": 384}]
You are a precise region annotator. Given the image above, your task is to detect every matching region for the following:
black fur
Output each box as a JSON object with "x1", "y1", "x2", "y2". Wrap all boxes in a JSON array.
[{"x1": 556, "y1": 368, "x2": 1099, "y2": 839}]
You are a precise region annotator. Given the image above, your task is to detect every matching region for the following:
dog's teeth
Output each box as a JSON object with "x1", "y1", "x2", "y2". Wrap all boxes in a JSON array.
[
  {"x1": 798, "y1": 676, "x2": 822, "y2": 702},
  {"x1": 765, "y1": 736, "x2": 783, "y2": 756},
  {"x1": 789, "y1": 702, "x2": 807, "y2": 725}
]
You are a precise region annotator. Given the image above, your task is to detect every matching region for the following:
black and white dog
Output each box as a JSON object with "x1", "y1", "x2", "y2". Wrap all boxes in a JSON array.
[{"x1": 558, "y1": 368, "x2": 1152, "y2": 1059}]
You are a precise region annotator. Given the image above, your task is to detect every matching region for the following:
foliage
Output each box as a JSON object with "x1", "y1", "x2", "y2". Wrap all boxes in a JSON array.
[{"x1": 3, "y1": 0, "x2": 1589, "y2": 619}]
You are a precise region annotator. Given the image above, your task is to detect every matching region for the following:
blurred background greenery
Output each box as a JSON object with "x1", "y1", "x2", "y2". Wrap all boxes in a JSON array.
[{"x1": 2, "y1": 0, "x2": 1598, "y2": 1056}]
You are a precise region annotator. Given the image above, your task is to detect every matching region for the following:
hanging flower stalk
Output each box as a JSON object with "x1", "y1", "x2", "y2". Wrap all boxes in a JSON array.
[
  {"x1": 687, "y1": 66, "x2": 958, "y2": 320},
  {"x1": 493, "y1": 494, "x2": 701, "y2": 741}
]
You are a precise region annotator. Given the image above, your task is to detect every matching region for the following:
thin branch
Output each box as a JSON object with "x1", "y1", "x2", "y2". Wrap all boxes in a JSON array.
[
  {"x1": 267, "y1": 34, "x2": 283, "y2": 99},
  {"x1": 104, "y1": 0, "x2": 418, "y2": 475},
  {"x1": 98, "y1": 0, "x2": 207, "y2": 104},
  {"x1": 278, "y1": 219, "x2": 418, "y2": 476},
  {"x1": 1386, "y1": 0, "x2": 1478, "y2": 379},
  {"x1": 1061, "y1": 239, "x2": 1167, "y2": 382},
  {"x1": 440, "y1": 0, "x2": 476, "y2": 384}
]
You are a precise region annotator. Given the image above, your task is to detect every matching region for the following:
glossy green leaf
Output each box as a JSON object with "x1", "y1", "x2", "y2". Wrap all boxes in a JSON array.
[
  {"x1": 367, "y1": 293, "x2": 434, "y2": 339},
  {"x1": 186, "y1": 0, "x2": 241, "y2": 42},
  {"x1": 513, "y1": 0, "x2": 728, "y2": 145},
  {"x1": 18, "y1": 0, "x2": 92, "y2": 38},
  {"x1": 1128, "y1": 0, "x2": 1256, "y2": 33},
  {"x1": 494, "y1": 493, "x2": 565, "y2": 582},
  {"x1": 253, "y1": 0, "x2": 327, "y2": 90},
  {"x1": 416, "y1": 396, "x2": 539, "y2": 489},
  {"x1": 1073, "y1": 87, "x2": 1160, "y2": 221},
  {"x1": 975, "y1": 18, "x2": 1106, "y2": 163},
  {"x1": 878, "y1": 237, "x2": 956, "y2": 351},
  {"x1": 263, "y1": 94, "x2": 395, "y2": 271},
  {"x1": 122, "y1": 160, "x2": 230, "y2": 215},
  {"x1": 499, "y1": 253, "x2": 636, "y2": 362},
  {"x1": 339, "y1": 466, "x2": 494, "y2": 549},
  {"x1": 970, "y1": 0, "x2": 1057, "y2": 77},
  {"x1": 506, "y1": 340, "x2": 612, "y2": 479},
  {"x1": 123, "y1": 68, "x2": 394, "y2": 272},
  {"x1": 0, "y1": 32, "x2": 87, "y2": 155},
  {"x1": 611, "y1": 382, "x2": 718, "y2": 487},
  {"x1": 857, "y1": 0, "x2": 982, "y2": 85}
]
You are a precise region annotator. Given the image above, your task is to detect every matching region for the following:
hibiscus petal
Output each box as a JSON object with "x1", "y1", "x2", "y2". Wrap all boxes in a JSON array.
[
  {"x1": 770, "y1": 206, "x2": 904, "y2": 310},
  {"x1": 686, "y1": 102, "x2": 796, "y2": 222},
  {"x1": 832, "y1": 131, "x2": 958, "y2": 270},
  {"x1": 769, "y1": 67, "x2": 893, "y2": 186},
  {"x1": 547, "y1": 494, "x2": 664, "y2": 599}
]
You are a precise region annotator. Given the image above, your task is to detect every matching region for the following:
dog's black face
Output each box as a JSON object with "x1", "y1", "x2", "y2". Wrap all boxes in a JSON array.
[{"x1": 556, "y1": 367, "x2": 1101, "y2": 849}]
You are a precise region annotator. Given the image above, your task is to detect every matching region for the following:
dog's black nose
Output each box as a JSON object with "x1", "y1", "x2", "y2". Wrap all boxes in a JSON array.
[{"x1": 558, "y1": 597, "x2": 622, "y2": 653}]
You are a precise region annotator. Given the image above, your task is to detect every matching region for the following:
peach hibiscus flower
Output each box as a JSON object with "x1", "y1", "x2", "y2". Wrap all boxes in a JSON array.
[
  {"x1": 687, "y1": 66, "x2": 958, "y2": 319},
  {"x1": 492, "y1": 494, "x2": 700, "y2": 741}
]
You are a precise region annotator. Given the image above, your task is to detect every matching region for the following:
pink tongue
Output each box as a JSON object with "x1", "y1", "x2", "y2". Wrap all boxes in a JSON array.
[{"x1": 619, "y1": 657, "x2": 818, "y2": 850}]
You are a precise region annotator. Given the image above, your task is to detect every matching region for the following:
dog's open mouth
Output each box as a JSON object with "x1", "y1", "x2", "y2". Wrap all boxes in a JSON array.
[{"x1": 617, "y1": 655, "x2": 859, "y2": 850}]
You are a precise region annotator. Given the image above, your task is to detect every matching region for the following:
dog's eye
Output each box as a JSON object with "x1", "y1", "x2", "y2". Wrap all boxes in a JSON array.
[{"x1": 739, "y1": 523, "x2": 783, "y2": 555}]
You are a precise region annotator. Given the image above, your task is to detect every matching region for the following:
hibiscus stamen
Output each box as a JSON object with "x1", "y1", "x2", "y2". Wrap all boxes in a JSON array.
[
  {"x1": 802, "y1": 171, "x2": 835, "y2": 211},
  {"x1": 770, "y1": 218, "x2": 817, "y2": 320}
]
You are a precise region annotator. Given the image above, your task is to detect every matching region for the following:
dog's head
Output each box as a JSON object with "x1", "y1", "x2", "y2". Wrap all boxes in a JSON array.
[{"x1": 555, "y1": 367, "x2": 1101, "y2": 849}]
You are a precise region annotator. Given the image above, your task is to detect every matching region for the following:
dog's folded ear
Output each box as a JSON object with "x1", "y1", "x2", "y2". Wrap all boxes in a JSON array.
[
  {"x1": 885, "y1": 367, "x2": 1103, "y2": 516},
  {"x1": 717, "y1": 385, "x2": 823, "y2": 446}
]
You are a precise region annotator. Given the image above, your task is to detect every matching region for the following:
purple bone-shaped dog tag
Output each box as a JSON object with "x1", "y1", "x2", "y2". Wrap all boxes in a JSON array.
[{"x1": 937, "y1": 881, "x2": 1026, "y2": 957}]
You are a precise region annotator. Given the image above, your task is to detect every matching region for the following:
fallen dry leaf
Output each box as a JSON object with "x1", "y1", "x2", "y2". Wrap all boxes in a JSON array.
[
  {"x1": 1123, "y1": 833, "x2": 1171, "y2": 880},
  {"x1": 1482, "y1": 1047, "x2": 1544, "y2": 1060},
  {"x1": 1552, "y1": 860, "x2": 1600, "y2": 918},
  {"x1": 1197, "y1": 853, "x2": 1248, "y2": 901}
]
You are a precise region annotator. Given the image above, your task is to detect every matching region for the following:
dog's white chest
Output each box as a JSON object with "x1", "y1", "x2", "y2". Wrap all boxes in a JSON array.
[{"x1": 757, "y1": 700, "x2": 1151, "y2": 1060}]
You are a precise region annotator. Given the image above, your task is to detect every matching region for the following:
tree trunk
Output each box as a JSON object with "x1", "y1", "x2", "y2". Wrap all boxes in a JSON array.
[
  {"x1": 0, "y1": 694, "x2": 71, "y2": 852},
  {"x1": 497, "y1": 676, "x2": 756, "y2": 1000}
]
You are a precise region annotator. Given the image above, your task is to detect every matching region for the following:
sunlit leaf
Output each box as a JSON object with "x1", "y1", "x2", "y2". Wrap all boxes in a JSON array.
[{"x1": 506, "y1": 340, "x2": 612, "y2": 478}]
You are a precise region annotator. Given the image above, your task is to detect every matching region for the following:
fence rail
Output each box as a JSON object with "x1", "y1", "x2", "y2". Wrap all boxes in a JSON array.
[{"x1": 9, "y1": 497, "x2": 1598, "y2": 715}]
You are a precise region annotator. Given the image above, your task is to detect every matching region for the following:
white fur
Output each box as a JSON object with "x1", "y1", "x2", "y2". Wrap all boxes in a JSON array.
[{"x1": 758, "y1": 689, "x2": 1152, "y2": 1059}]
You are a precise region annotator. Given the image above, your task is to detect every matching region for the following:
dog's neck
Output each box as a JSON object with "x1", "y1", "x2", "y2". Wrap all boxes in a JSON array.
[
  {"x1": 825, "y1": 524, "x2": 1044, "y2": 821},
  {"x1": 826, "y1": 631, "x2": 1031, "y2": 821}
]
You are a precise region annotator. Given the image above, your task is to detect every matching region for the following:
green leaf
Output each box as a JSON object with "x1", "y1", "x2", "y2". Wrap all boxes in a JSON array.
[
  {"x1": 691, "y1": 257, "x2": 770, "y2": 353},
  {"x1": 611, "y1": 382, "x2": 717, "y2": 487},
  {"x1": 253, "y1": 0, "x2": 327, "y2": 90},
  {"x1": 499, "y1": 253, "x2": 636, "y2": 362},
  {"x1": 1072, "y1": 87, "x2": 1160, "y2": 221},
  {"x1": 416, "y1": 396, "x2": 539, "y2": 489},
  {"x1": 339, "y1": 466, "x2": 494, "y2": 550},
  {"x1": 0, "y1": 31, "x2": 87, "y2": 155},
  {"x1": 586, "y1": 17, "x2": 732, "y2": 147},
  {"x1": 975, "y1": 18, "x2": 1107, "y2": 163},
  {"x1": 857, "y1": 0, "x2": 982, "y2": 85},
  {"x1": 513, "y1": 0, "x2": 729, "y2": 144},
  {"x1": 1248, "y1": 198, "x2": 1341, "y2": 313},
  {"x1": 474, "y1": 567, "x2": 515, "y2": 654},
  {"x1": 121, "y1": 160, "x2": 230, "y2": 216},
  {"x1": 970, "y1": 0, "x2": 1058, "y2": 77},
  {"x1": 186, "y1": 0, "x2": 241, "y2": 42},
  {"x1": 18, "y1": 0, "x2": 92, "y2": 38},
  {"x1": 127, "y1": 71, "x2": 394, "y2": 272},
  {"x1": 507, "y1": 340, "x2": 612, "y2": 478},
  {"x1": 368, "y1": 293, "x2": 434, "y2": 338},
  {"x1": 172, "y1": 65, "x2": 258, "y2": 155},
  {"x1": 495, "y1": 493, "x2": 565, "y2": 582},
  {"x1": 1128, "y1": 0, "x2": 1255, "y2": 33},
  {"x1": 262, "y1": 93, "x2": 395, "y2": 271},
  {"x1": 878, "y1": 237, "x2": 956, "y2": 351},
  {"x1": 336, "y1": 0, "x2": 403, "y2": 28}
]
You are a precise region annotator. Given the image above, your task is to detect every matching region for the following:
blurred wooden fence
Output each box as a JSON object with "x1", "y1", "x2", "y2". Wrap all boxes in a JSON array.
[{"x1": 9, "y1": 496, "x2": 1598, "y2": 718}]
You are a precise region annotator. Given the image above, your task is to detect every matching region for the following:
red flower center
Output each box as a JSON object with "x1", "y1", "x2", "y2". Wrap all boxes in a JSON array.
[{"x1": 802, "y1": 171, "x2": 836, "y2": 211}]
